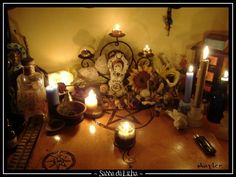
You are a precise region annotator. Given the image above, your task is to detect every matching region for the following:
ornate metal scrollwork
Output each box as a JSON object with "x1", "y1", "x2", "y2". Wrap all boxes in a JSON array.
[
  {"x1": 78, "y1": 49, "x2": 95, "y2": 68},
  {"x1": 137, "y1": 52, "x2": 154, "y2": 67},
  {"x1": 99, "y1": 37, "x2": 137, "y2": 70}
]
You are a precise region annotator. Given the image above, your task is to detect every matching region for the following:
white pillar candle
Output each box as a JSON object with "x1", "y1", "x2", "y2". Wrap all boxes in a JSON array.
[
  {"x1": 193, "y1": 46, "x2": 209, "y2": 108},
  {"x1": 117, "y1": 121, "x2": 135, "y2": 140},
  {"x1": 46, "y1": 84, "x2": 60, "y2": 107},
  {"x1": 184, "y1": 65, "x2": 194, "y2": 103},
  {"x1": 85, "y1": 89, "x2": 98, "y2": 112}
]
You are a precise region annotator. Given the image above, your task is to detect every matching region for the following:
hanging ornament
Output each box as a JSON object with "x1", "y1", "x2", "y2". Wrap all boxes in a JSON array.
[
  {"x1": 164, "y1": 7, "x2": 181, "y2": 36},
  {"x1": 164, "y1": 7, "x2": 173, "y2": 36}
]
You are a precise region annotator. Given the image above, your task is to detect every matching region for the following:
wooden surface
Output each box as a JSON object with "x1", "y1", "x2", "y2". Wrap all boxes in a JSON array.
[{"x1": 8, "y1": 109, "x2": 229, "y2": 170}]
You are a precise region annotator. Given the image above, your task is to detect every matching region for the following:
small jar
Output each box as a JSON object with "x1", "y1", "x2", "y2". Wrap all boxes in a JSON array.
[{"x1": 114, "y1": 121, "x2": 136, "y2": 149}]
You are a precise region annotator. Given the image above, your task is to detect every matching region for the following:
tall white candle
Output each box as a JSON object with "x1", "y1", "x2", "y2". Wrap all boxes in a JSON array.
[
  {"x1": 46, "y1": 84, "x2": 60, "y2": 107},
  {"x1": 184, "y1": 65, "x2": 194, "y2": 103},
  {"x1": 85, "y1": 89, "x2": 98, "y2": 112},
  {"x1": 193, "y1": 46, "x2": 209, "y2": 108}
]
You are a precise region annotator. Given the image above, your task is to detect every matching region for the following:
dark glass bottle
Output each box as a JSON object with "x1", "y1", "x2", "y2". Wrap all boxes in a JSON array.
[{"x1": 207, "y1": 80, "x2": 227, "y2": 123}]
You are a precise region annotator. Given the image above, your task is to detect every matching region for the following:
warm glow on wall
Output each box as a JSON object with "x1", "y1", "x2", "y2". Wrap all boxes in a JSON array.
[
  {"x1": 48, "y1": 70, "x2": 74, "y2": 85},
  {"x1": 8, "y1": 8, "x2": 228, "y2": 71}
]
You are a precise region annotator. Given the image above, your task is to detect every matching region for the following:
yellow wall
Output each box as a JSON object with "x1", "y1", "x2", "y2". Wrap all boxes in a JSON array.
[{"x1": 7, "y1": 7, "x2": 228, "y2": 73}]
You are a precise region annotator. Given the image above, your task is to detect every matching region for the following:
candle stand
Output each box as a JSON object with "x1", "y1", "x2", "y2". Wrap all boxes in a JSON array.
[
  {"x1": 187, "y1": 46, "x2": 209, "y2": 128},
  {"x1": 137, "y1": 49, "x2": 154, "y2": 67},
  {"x1": 78, "y1": 24, "x2": 137, "y2": 79},
  {"x1": 84, "y1": 106, "x2": 103, "y2": 119},
  {"x1": 187, "y1": 104, "x2": 203, "y2": 127},
  {"x1": 178, "y1": 99, "x2": 191, "y2": 114}
]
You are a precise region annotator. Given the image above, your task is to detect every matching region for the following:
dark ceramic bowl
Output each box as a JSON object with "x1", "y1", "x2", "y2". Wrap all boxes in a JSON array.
[{"x1": 57, "y1": 101, "x2": 87, "y2": 125}]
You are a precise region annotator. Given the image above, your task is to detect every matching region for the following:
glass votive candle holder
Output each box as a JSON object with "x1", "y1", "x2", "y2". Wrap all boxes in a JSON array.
[
  {"x1": 84, "y1": 89, "x2": 103, "y2": 119},
  {"x1": 114, "y1": 121, "x2": 136, "y2": 149}
]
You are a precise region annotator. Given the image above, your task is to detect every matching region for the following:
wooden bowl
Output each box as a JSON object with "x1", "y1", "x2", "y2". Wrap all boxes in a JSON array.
[{"x1": 57, "y1": 101, "x2": 87, "y2": 125}]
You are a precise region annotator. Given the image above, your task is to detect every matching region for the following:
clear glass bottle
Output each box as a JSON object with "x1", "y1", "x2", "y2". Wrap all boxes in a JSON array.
[{"x1": 17, "y1": 56, "x2": 47, "y2": 122}]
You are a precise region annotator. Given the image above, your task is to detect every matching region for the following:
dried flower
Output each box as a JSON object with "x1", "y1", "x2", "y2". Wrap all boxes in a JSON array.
[{"x1": 128, "y1": 65, "x2": 153, "y2": 92}]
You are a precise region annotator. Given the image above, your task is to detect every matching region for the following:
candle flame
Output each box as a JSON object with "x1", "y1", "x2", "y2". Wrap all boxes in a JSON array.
[
  {"x1": 85, "y1": 89, "x2": 98, "y2": 110},
  {"x1": 203, "y1": 46, "x2": 209, "y2": 60},
  {"x1": 188, "y1": 65, "x2": 194, "y2": 72},
  {"x1": 123, "y1": 122, "x2": 130, "y2": 131},
  {"x1": 223, "y1": 70, "x2": 228, "y2": 78},
  {"x1": 119, "y1": 121, "x2": 134, "y2": 133},
  {"x1": 88, "y1": 89, "x2": 96, "y2": 98},
  {"x1": 113, "y1": 24, "x2": 120, "y2": 31},
  {"x1": 54, "y1": 135, "x2": 61, "y2": 142},
  {"x1": 143, "y1": 44, "x2": 150, "y2": 51},
  {"x1": 117, "y1": 121, "x2": 135, "y2": 139}
]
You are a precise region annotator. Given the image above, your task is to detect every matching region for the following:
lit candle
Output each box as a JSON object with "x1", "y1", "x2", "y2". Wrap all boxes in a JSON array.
[
  {"x1": 112, "y1": 24, "x2": 121, "y2": 33},
  {"x1": 46, "y1": 84, "x2": 60, "y2": 107},
  {"x1": 54, "y1": 135, "x2": 61, "y2": 142},
  {"x1": 193, "y1": 46, "x2": 209, "y2": 108},
  {"x1": 117, "y1": 121, "x2": 135, "y2": 140},
  {"x1": 143, "y1": 44, "x2": 151, "y2": 54},
  {"x1": 85, "y1": 89, "x2": 98, "y2": 112},
  {"x1": 220, "y1": 70, "x2": 228, "y2": 96},
  {"x1": 114, "y1": 121, "x2": 136, "y2": 149},
  {"x1": 221, "y1": 70, "x2": 228, "y2": 81},
  {"x1": 184, "y1": 65, "x2": 194, "y2": 103}
]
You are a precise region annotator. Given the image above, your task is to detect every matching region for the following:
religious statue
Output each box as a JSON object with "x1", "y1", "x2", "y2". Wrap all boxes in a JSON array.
[{"x1": 108, "y1": 52, "x2": 129, "y2": 97}]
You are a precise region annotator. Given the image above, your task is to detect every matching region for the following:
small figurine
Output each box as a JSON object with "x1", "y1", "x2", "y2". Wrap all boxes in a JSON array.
[
  {"x1": 108, "y1": 52, "x2": 128, "y2": 97},
  {"x1": 166, "y1": 109, "x2": 188, "y2": 130}
]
